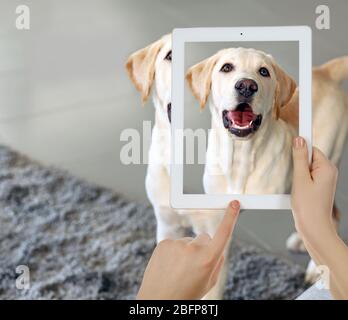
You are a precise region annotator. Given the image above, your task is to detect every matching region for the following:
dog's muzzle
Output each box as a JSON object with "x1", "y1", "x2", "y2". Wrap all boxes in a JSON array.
[{"x1": 222, "y1": 102, "x2": 262, "y2": 138}]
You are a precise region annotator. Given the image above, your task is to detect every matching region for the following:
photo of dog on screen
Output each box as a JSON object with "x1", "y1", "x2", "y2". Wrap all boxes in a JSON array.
[{"x1": 185, "y1": 44, "x2": 297, "y2": 196}]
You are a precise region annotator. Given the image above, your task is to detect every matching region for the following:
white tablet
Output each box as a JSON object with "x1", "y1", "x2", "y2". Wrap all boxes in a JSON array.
[{"x1": 171, "y1": 26, "x2": 312, "y2": 210}]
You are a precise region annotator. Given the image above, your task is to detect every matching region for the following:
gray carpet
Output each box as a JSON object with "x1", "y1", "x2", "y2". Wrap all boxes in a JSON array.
[{"x1": 0, "y1": 145, "x2": 308, "y2": 300}]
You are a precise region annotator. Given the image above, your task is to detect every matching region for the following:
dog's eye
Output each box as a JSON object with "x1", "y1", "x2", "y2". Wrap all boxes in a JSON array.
[
  {"x1": 164, "y1": 50, "x2": 172, "y2": 61},
  {"x1": 220, "y1": 63, "x2": 234, "y2": 73},
  {"x1": 259, "y1": 67, "x2": 270, "y2": 77}
]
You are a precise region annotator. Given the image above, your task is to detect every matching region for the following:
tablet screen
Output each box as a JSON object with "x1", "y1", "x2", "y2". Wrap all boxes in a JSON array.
[{"x1": 182, "y1": 41, "x2": 299, "y2": 195}]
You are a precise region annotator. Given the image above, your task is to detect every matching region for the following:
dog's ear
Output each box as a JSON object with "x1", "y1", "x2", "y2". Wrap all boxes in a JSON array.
[
  {"x1": 126, "y1": 37, "x2": 166, "y2": 104},
  {"x1": 186, "y1": 54, "x2": 219, "y2": 109},
  {"x1": 272, "y1": 62, "x2": 297, "y2": 119}
]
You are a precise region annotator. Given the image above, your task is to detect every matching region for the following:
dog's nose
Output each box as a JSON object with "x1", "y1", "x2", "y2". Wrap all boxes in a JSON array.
[{"x1": 235, "y1": 78, "x2": 258, "y2": 98}]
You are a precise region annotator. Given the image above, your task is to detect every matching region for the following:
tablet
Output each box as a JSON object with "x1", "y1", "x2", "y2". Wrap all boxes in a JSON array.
[{"x1": 171, "y1": 26, "x2": 312, "y2": 210}]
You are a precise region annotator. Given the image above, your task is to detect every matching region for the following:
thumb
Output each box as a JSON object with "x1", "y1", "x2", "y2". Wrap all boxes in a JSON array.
[{"x1": 292, "y1": 136, "x2": 311, "y2": 185}]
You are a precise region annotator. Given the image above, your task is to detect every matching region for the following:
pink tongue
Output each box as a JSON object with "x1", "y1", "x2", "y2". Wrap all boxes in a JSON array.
[{"x1": 227, "y1": 110, "x2": 255, "y2": 126}]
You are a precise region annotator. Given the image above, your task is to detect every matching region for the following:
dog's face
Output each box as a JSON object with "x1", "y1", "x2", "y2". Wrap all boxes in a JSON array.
[
  {"x1": 211, "y1": 48, "x2": 275, "y2": 138},
  {"x1": 186, "y1": 48, "x2": 296, "y2": 139},
  {"x1": 126, "y1": 34, "x2": 172, "y2": 123}
]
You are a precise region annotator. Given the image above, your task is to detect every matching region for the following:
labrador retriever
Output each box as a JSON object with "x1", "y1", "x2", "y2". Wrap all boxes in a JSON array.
[{"x1": 126, "y1": 34, "x2": 190, "y2": 243}]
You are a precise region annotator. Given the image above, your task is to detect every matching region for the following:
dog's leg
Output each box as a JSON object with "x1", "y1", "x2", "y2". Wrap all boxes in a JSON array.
[
  {"x1": 305, "y1": 259, "x2": 320, "y2": 284},
  {"x1": 286, "y1": 231, "x2": 306, "y2": 252},
  {"x1": 154, "y1": 206, "x2": 185, "y2": 243}
]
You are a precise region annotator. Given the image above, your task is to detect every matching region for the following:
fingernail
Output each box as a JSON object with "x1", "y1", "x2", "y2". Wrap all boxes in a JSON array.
[
  {"x1": 293, "y1": 137, "x2": 304, "y2": 149},
  {"x1": 230, "y1": 200, "x2": 240, "y2": 210}
]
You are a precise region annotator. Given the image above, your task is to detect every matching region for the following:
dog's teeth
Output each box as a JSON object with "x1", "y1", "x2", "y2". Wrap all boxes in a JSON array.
[{"x1": 233, "y1": 124, "x2": 250, "y2": 129}]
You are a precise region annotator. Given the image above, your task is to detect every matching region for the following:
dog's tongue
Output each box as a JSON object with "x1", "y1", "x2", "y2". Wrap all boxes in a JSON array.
[{"x1": 227, "y1": 105, "x2": 256, "y2": 126}]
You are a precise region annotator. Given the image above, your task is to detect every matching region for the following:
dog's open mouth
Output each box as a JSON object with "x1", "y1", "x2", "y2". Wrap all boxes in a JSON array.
[{"x1": 222, "y1": 102, "x2": 262, "y2": 138}]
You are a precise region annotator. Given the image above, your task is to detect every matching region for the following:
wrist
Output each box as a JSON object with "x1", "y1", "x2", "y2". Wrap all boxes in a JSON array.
[{"x1": 305, "y1": 225, "x2": 339, "y2": 254}]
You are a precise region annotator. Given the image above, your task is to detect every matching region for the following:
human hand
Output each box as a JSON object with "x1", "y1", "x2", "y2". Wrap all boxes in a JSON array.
[
  {"x1": 136, "y1": 200, "x2": 240, "y2": 300},
  {"x1": 291, "y1": 136, "x2": 338, "y2": 244}
]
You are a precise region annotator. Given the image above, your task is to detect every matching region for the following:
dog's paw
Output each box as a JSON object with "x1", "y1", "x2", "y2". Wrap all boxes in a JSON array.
[
  {"x1": 305, "y1": 259, "x2": 320, "y2": 284},
  {"x1": 286, "y1": 232, "x2": 306, "y2": 252}
]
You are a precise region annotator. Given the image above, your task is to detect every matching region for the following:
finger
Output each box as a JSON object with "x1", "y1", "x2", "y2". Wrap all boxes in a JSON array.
[
  {"x1": 209, "y1": 200, "x2": 240, "y2": 259},
  {"x1": 292, "y1": 136, "x2": 311, "y2": 184},
  {"x1": 209, "y1": 255, "x2": 225, "y2": 288},
  {"x1": 192, "y1": 232, "x2": 212, "y2": 246}
]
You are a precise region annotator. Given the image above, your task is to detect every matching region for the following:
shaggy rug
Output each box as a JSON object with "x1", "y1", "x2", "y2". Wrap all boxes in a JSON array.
[{"x1": 0, "y1": 145, "x2": 308, "y2": 300}]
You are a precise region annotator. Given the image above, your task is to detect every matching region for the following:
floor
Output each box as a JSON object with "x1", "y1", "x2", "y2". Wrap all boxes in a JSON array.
[{"x1": 0, "y1": 0, "x2": 348, "y2": 269}]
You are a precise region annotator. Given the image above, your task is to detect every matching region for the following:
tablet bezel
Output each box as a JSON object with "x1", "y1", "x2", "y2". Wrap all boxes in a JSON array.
[{"x1": 171, "y1": 26, "x2": 312, "y2": 210}]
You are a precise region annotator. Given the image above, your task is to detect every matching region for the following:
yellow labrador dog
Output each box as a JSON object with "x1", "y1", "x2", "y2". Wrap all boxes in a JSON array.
[
  {"x1": 186, "y1": 49, "x2": 348, "y2": 284},
  {"x1": 126, "y1": 34, "x2": 190, "y2": 242}
]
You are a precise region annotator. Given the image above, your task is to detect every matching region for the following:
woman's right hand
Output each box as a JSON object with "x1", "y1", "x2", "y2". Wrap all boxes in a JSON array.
[
  {"x1": 291, "y1": 136, "x2": 338, "y2": 244},
  {"x1": 291, "y1": 136, "x2": 348, "y2": 300}
]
